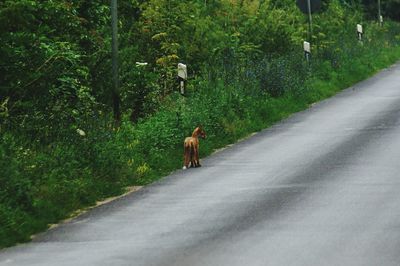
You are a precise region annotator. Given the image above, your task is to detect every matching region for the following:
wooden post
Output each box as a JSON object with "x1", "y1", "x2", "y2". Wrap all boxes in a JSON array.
[
  {"x1": 378, "y1": 0, "x2": 382, "y2": 26},
  {"x1": 307, "y1": 0, "x2": 313, "y2": 42},
  {"x1": 111, "y1": 0, "x2": 121, "y2": 125}
]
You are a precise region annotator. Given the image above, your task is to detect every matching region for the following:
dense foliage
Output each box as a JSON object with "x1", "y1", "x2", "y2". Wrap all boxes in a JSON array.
[
  {"x1": 362, "y1": 0, "x2": 400, "y2": 21},
  {"x1": 1, "y1": 0, "x2": 400, "y2": 248}
]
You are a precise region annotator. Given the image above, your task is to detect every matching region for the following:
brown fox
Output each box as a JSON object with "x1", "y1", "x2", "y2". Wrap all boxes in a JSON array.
[{"x1": 183, "y1": 126, "x2": 206, "y2": 169}]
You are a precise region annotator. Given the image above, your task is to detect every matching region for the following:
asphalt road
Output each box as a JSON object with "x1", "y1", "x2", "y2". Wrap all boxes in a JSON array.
[{"x1": 2, "y1": 63, "x2": 400, "y2": 266}]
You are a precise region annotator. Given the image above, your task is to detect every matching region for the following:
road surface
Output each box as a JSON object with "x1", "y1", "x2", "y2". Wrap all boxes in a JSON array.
[{"x1": 1, "y1": 63, "x2": 400, "y2": 265}]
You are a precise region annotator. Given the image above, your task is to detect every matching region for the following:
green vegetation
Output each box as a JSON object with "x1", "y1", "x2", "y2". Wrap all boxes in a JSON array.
[{"x1": 1, "y1": 0, "x2": 400, "y2": 248}]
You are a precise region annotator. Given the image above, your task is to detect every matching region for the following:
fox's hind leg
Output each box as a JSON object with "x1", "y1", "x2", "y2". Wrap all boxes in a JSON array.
[
  {"x1": 183, "y1": 143, "x2": 190, "y2": 169},
  {"x1": 195, "y1": 147, "x2": 201, "y2": 167},
  {"x1": 190, "y1": 143, "x2": 196, "y2": 168}
]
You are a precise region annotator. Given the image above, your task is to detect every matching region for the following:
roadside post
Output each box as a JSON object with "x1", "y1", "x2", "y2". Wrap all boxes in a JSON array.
[
  {"x1": 304, "y1": 41, "x2": 311, "y2": 63},
  {"x1": 296, "y1": 0, "x2": 321, "y2": 41},
  {"x1": 296, "y1": 0, "x2": 321, "y2": 62},
  {"x1": 176, "y1": 63, "x2": 187, "y2": 130},
  {"x1": 357, "y1": 24, "x2": 363, "y2": 42},
  {"x1": 111, "y1": 0, "x2": 121, "y2": 125},
  {"x1": 178, "y1": 63, "x2": 187, "y2": 96}
]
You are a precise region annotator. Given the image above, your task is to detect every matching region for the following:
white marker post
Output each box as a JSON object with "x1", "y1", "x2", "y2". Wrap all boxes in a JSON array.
[
  {"x1": 178, "y1": 63, "x2": 187, "y2": 95},
  {"x1": 357, "y1": 24, "x2": 363, "y2": 42},
  {"x1": 304, "y1": 41, "x2": 311, "y2": 63}
]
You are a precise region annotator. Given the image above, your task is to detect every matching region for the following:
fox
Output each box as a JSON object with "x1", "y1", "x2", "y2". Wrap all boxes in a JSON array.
[{"x1": 183, "y1": 126, "x2": 206, "y2": 169}]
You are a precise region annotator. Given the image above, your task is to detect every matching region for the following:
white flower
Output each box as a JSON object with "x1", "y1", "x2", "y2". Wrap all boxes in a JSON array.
[
  {"x1": 76, "y1": 129, "x2": 86, "y2": 137},
  {"x1": 136, "y1": 62, "x2": 148, "y2": 67}
]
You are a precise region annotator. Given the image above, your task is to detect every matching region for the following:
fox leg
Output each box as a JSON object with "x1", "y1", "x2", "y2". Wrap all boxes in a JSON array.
[
  {"x1": 194, "y1": 146, "x2": 201, "y2": 167},
  {"x1": 190, "y1": 154, "x2": 196, "y2": 168},
  {"x1": 189, "y1": 144, "x2": 195, "y2": 168},
  {"x1": 191, "y1": 146, "x2": 196, "y2": 167},
  {"x1": 183, "y1": 144, "x2": 190, "y2": 169}
]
